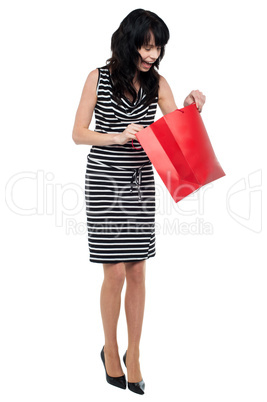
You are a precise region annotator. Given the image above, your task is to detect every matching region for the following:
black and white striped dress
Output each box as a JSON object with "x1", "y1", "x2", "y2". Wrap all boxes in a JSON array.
[{"x1": 85, "y1": 67, "x2": 158, "y2": 264}]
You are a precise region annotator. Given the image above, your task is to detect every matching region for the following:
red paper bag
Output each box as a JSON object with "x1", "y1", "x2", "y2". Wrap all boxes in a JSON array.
[{"x1": 135, "y1": 103, "x2": 225, "y2": 203}]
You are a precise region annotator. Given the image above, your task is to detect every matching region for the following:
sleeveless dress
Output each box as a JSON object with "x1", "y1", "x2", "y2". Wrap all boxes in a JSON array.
[{"x1": 85, "y1": 67, "x2": 158, "y2": 264}]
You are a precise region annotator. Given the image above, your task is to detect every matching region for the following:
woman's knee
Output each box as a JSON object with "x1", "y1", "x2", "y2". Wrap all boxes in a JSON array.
[
  {"x1": 125, "y1": 260, "x2": 146, "y2": 285},
  {"x1": 103, "y1": 262, "x2": 126, "y2": 288}
]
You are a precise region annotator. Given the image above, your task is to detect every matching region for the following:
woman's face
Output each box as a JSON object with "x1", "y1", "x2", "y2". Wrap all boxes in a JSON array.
[{"x1": 137, "y1": 33, "x2": 162, "y2": 72}]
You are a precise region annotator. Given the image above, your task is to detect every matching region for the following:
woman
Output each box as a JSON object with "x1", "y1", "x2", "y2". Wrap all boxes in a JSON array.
[{"x1": 72, "y1": 9, "x2": 205, "y2": 395}]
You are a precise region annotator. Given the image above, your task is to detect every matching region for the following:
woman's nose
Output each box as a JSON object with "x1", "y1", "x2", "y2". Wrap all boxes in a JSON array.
[{"x1": 150, "y1": 47, "x2": 160, "y2": 60}]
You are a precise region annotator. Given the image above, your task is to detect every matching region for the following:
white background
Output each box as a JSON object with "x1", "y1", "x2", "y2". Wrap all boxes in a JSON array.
[{"x1": 1, "y1": 0, "x2": 266, "y2": 401}]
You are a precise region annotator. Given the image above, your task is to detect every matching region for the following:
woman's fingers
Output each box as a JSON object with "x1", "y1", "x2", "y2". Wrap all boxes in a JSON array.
[
  {"x1": 126, "y1": 132, "x2": 139, "y2": 139},
  {"x1": 125, "y1": 125, "x2": 144, "y2": 136},
  {"x1": 183, "y1": 90, "x2": 206, "y2": 112},
  {"x1": 126, "y1": 128, "x2": 138, "y2": 135},
  {"x1": 117, "y1": 124, "x2": 144, "y2": 145},
  {"x1": 128, "y1": 123, "x2": 144, "y2": 132}
]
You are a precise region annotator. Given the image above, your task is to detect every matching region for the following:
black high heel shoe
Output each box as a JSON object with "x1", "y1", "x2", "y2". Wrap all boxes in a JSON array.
[
  {"x1": 100, "y1": 346, "x2": 126, "y2": 390},
  {"x1": 123, "y1": 350, "x2": 145, "y2": 395}
]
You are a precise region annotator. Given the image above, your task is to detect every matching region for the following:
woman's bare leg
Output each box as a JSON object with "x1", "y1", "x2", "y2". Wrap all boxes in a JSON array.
[
  {"x1": 100, "y1": 262, "x2": 126, "y2": 377},
  {"x1": 124, "y1": 260, "x2": 146, "y2": 382}
]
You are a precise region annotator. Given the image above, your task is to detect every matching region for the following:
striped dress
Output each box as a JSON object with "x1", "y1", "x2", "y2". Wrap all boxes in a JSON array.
[{"x1": 85, "y1": 67, "x2": 158, "y2": 264}]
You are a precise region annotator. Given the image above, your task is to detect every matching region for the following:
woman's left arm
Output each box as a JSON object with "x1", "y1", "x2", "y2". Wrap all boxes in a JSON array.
[{"x1": 158, "y1": 75, "x2": 206, "y2": 114}]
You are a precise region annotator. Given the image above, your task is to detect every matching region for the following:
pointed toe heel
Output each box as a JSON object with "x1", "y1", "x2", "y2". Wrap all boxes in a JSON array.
[
  {"x1": 101, "y1": 346, "x2": 126, "y2": 390},
  {"x1": 128, "y1": 379, "x2": 145, "y2": 395},
  {"x1": 123, "y1": 350, "x2": 145, "y2": 395}
]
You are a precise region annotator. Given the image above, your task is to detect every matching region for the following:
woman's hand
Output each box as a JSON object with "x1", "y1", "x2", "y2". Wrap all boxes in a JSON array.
[
  {"x1": 114, "y1": 123, "x2": 144, "y2": 145},
  {"x1": 183, "y1": 90, "x2": 206, "y2": 112}
]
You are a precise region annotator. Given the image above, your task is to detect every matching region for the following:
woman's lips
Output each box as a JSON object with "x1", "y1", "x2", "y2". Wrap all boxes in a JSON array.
[{"x1": 141, "y1": 60, "x2": 153, "y2": 68}]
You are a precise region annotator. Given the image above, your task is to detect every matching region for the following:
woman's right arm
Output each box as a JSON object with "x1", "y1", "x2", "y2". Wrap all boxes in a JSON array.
[{"x1": 72, "y1": 69, "x2": 141, "y2": 146}]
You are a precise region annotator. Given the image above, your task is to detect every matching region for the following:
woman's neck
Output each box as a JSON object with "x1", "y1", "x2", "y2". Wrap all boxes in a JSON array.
[{"x1": 132, "y1": 71, "x2": 140, "y2": 91}]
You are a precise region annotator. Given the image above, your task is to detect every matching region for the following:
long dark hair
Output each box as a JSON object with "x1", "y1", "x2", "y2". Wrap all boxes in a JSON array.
[{"x1": 105, "y1": 9, "x2": 170, "y2": 106}]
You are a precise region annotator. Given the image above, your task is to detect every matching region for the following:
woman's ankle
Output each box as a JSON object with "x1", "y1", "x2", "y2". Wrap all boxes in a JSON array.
[{"x1": 104, "y1": 343, "x2": 119, "y2": 356}]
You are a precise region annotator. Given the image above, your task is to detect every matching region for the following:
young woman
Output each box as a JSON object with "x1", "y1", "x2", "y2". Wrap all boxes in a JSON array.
[{"x1": 72, "y1": 9, "x2": 205, "y2": 395}]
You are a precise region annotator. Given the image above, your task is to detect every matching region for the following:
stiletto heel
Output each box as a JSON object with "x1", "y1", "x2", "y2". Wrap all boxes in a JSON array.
[
  {"x1": 100, "y1": 346, "x2": 126, "y2": 390},
  {"x1": 123, "y1": 350, "x2": 145, "y2": 395}
]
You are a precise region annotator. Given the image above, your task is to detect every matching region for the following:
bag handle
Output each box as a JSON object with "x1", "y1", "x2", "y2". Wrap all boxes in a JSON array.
[{"x1": 131, "y1": 139, "x2": 143, "y2": 150}]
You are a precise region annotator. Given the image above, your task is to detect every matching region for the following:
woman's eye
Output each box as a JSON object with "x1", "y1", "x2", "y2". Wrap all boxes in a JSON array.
[{"x1": 144, "y1": 46, "x2": 162, "y2": 51}]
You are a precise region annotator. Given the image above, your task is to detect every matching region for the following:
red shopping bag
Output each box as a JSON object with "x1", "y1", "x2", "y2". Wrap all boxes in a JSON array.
[{"x1": 135, "y1": 103, "x2": 225, "y2": 203}]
